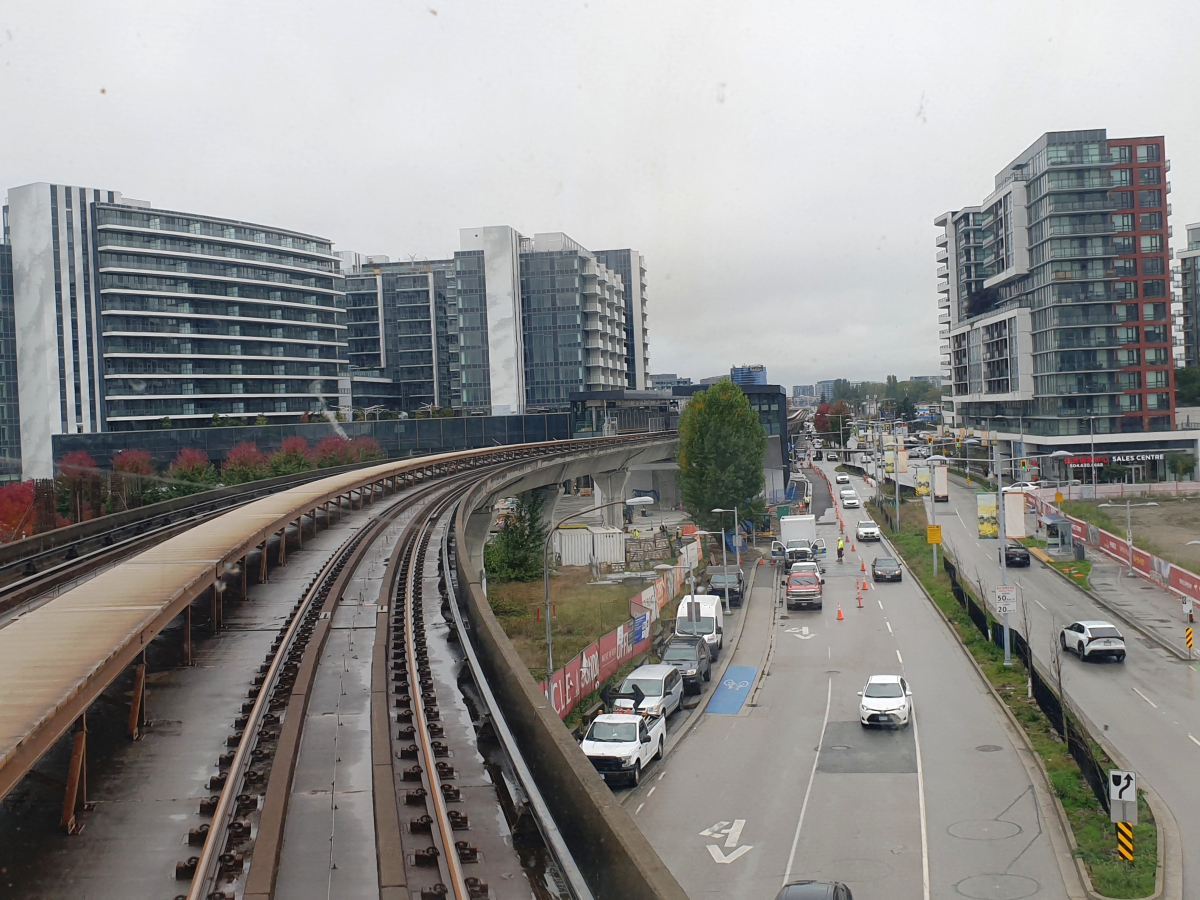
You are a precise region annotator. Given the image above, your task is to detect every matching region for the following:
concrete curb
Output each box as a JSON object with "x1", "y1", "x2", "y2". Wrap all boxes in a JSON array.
[
  {"x1": 884, "y1": 533, "x2": 1179, "y2": 900},
  {"x1": 1033, "y1": 551, "x2": 1190, "y2": 662}
]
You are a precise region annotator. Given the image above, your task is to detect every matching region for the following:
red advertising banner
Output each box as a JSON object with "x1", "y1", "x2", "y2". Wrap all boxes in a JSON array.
[
  {"x1": 1170, "y1": 566, "x2": 1200, "y2": 602},
  {"x1": 563, "y1": 655, "x2": 582, "y2": 712},
  {"x1": 616, "y1": 620, "x2": 635, "y2": 665},
  {"x1": 1131, "y1": 547, "x2": 1153, "y2": 575},
  {"x1": 579, "y1": 641, "x2": 600, "y2": 697},
  {"x1": 598, "y1": 630, "x2": 620, "y2": 683},
  {"x1": 550, "y1": 668, "x2": 567, "y2": 717},
  {"x1": 1098, "y1": 530, "x2": 1126, "y2": 560}
]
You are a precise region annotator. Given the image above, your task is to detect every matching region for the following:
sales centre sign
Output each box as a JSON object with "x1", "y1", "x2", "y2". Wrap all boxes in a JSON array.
[{"x1": 1064, "y1": 452, "x2": 1166, "y2": 468}]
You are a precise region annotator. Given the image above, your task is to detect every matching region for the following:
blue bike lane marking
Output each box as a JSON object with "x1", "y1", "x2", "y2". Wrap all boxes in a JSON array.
[{"x1": 705, "y1": 665, "x2": 757, "y2": 715}]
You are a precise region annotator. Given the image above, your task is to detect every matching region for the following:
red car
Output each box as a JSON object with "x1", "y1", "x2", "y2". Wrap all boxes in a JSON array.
[{"x1": 786, "y1": 573, "x2": 823, "y2": 611}]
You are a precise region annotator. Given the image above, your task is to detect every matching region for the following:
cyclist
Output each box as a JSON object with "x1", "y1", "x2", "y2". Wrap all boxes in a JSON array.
[{"x1": 837, "y1": 536, "x2": 845, "y2": 562}]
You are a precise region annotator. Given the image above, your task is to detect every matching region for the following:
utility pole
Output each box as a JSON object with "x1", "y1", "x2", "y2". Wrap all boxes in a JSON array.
[{"x1": 994, "y1": 427, "x2": 1011, "y2": 666}]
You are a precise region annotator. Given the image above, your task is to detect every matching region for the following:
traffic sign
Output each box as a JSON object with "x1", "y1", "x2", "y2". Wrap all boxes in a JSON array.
[
  {"x1": 1117, "y1": 822, "x2": 1134, "y2": 861},
  {"x1": 994, "y1": 585, "x2": 1016, "y2": 616},
  {"x1": 926, "y1": 525, "x2": 942, "y2": 545},
  {"x1": 1109, "y1": 769, "x2": 1138, "y2": 825},
  {"x1": 1055, "y1": 492, "x2": 1064, "y2": 503},
  {"x1": 1186, "y1": 627, "x2": 1193, "y2": 651}
]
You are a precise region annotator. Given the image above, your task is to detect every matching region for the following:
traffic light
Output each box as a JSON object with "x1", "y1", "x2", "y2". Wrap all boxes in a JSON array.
[{"x1": 1020, "y1": 459, "x2": 1028, "y2": 471}]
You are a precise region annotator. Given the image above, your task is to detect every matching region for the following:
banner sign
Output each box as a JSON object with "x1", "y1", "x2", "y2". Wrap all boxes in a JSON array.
[
  {"x1": 977, "y1": 493, "x2": 998, "y2": 539},
  {"x1": 916, "y1": 470, "x2": 930, "y2": 497}
]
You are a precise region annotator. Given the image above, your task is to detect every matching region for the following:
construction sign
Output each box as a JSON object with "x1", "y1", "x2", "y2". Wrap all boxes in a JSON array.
[{"x1": 926, "y1": 525, "x2": 942, "y2": 544}]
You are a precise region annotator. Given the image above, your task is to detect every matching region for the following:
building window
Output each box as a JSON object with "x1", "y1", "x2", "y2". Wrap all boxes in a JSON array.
[
  {"x1": 1114, "y1": 281, "x2": 1138, "y2": 299},
  {"x1": 1117, "y1": 348, "x2": 1141, "y2": 366},
  {"x1": 230, "y1": 363, "x2": 243, "y2": 375},
  {"x1": 1113, "y1": 214, "x2": 1134, "y2": 232},
  {"x1": 1111, "y1": 168, "x2": 1132, "y2": 187},
  {"x1": 1116, "y1": 327, "x2": 1139, "y2": 344},
  {"x1": 1147, "y1": 392, "x2": 1170, "y2": 410},
  {"x1": 1113, "y1": 235, "x2": 1134, "y2": 253},
  {"x1": 231, "y1": 402, "x2": 245, "y2": 414},
  {"x1": 1145, "y1": 348, "x2": 1169, "y2": 365},
  {"x1": 1112, "y1": 191, "x2": 1134, "y2": 209},
  {"x1": 1140, "y1": 235, "x2": 1163, "y2": 253},
  {"x1": 1111, "y1": 146, "x2": 1131, "y2": 164},
  {"x1": 274, "y1": 383, "x2": 287, "y2": 394},
  {"x1": 181, "y1": 382, "x2": 194, "y2": 395},
  {"x1": 1148, "y1": 415, "x2": 1171, "y2": 431},
  {"x1": 231, "y1": 382, "x2": 243, "y2": 394},
  {"x1": 1116, "y1": 304, "x2": 1139, "y2": 322},
  {"x1": 182, "y1": 402, "x2": 195, "y2": 415},
  {"x1": 1143, "y1": 279, "x2": 1166, "y2": 297},
  {"x1": 1146, "y1": 369, "x2": 1169, "y2": 388},
  {"x1": 1136, "y1": 144, "x2": 1161, "y2": 163},
  {"x1": 1114, "y1": 258, "x2": 1137, "y2": 277},
  {"x1": 1138, "y1": 190, "x2": 1162, "y2": 208},
  {"x1": 1143, "y1": 257, "x2": 1165, "y2": 276},
  {"x1": 1144, "y1": 325, "x2": 1167, "y2": 343},
  {"x1": 274, "y1": 401, "x2": 287, "y2": 413},
  {"x1": 1143, "y1": 302, "x2": 1167, "y2": 321},
  {"x1": 1138, "y1": 167, "x2": 1161, "y2": 185},
  {"x1": 1120, "y1": 394, "x2": 1142, "y2": 412},
  {"x1": 1139, "y1": 212, "x2": 1162, "y2": 231}
]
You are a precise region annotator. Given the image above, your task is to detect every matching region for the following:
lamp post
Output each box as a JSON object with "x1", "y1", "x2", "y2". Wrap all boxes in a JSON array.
[
  {"x1": 1099, "y1": 501, "x2": 1159, "y2": 577},
  {"x1": 712, "y1": 509, "x2": 740, "y2": 614},
  {"x1": 543, "y1": 495, "x2": 653, "y2": 677}
]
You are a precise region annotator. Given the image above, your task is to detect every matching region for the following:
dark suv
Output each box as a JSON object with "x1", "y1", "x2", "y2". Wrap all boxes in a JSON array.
[
  {"x1": 660, "y1": 637, "x2": 712, "y2": 694},
  {"x1": 706, "y1": 566, "x2": 745, "y2": 607},
  {"x1": 1001, "y1": 540, "x2": 1031, "y2": 567}
]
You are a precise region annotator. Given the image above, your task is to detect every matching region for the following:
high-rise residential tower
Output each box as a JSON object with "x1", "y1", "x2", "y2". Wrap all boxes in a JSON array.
[
  {"x1": 5, "y1": 183, "x2": 348, "y2": 477},
  {"x1": 1175, "y1": 223, "x2": 1200, "y2": 369},
  {"x1": 593, "y1": 248, "x2": 650, "y2": 389}
]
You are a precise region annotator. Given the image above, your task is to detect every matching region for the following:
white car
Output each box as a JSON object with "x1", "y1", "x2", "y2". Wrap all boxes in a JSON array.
[
  {"x1": 856, "y1": 520, "x2": 882, "y2": 541},
  {"x1": 1060, "y1": 621, "x2": 1126, "y2": 662},
  {"x1": 859, "y1": 675, "x2": 911, "y2": 727},
  {"x1": 839, "y1": 489, "x2": 861, "y2": 509},
  {"x1": 581, "y1": 708, "x2": 666, "y2": 786},
  {"x1": 835, "y1": 473, "x2": 850, "y2": 485},
  {"x1": 1002, "y1": 481, "x2": 1039, "y2": 493}
]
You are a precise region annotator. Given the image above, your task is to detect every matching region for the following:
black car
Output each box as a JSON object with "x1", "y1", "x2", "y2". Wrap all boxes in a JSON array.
[
  {"x1": 775, "y1": 881, "x2": 853, "y2": 900},
  {"x1": 707, "y1": 566, "x2": 745, "y2": 607},
  {"x1": 660, "y1": 637, "x2": 712, "y2": 694},
  {"x1": 1001, "y1": 540, "x2": 1031, "y2": 567},
  {"x1": 871, "y1": 556, "x2": 902, "y2": 582}
]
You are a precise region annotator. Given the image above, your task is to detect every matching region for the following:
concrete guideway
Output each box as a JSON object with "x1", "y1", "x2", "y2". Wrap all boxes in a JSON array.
[
  {"x1": 928, "y1": 470, "x2": 1193, "y2": 893},
  {"x1": 626, "y1": 477, "x2": 1070, "y2": 900}
]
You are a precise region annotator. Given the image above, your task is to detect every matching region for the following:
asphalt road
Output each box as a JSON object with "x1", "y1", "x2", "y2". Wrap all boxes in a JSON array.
[
  {"x1": 923, "y1": 466, "x2": 1199, "y2": 890},
  {"x1": 626, "y1": 474, "x2": 1071, "y2": 900}
]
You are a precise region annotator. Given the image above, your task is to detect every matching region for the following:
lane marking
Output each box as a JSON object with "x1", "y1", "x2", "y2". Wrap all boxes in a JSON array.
[
  {"x1": 878, "y1": 600, "x2": 884, "y2": 610},
  {"x1": 783, "y1": 676, "x2": 832, "y2": 886},
  {"x1": 658, "y1": 771, "x2": 666, "y2": 780},
  {"x1": 1189, "y1": 734, "x2": 1200, "y2": 749},
  {"x1": 707, "y1": 844, "x2": 753, "y2": 864},
  {"x1": 1132, "y1": 688, "x2": 1158, "y2": 709},
  {"x1": 896, "y1": 649, "x2": 903, "y2": 664},
  {"x1": 887, "y1": 621, "x2": 893, "y2": 634},
  {"x1": 725, "y1": 819, "x2": 745, "y2": 848},
  {"x1": 635, "y1": 803, "x2": 645, "y2": 815},
  {"x1": 647, "y1": 786, "x2": 656, "y2": 797},
  {"x1": 912, "y1": 706, "x2": 931, "y2": 900},
  {"x1": 1031, "y1": 597, "x2": 1047, "y2": 611}
]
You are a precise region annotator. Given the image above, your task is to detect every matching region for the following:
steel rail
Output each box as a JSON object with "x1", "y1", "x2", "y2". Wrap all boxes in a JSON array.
[{"x1": 442, "y1": 507, "x2": 595, "y2": 900}]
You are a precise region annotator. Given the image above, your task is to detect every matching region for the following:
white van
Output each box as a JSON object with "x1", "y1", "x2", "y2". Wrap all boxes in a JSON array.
[{"x1": 674, "y1": 594, "x2": 724, "y2": 660}]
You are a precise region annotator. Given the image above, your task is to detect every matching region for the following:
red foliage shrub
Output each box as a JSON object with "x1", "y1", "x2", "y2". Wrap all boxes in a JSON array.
[
  {"x1": 57, "y1": 450, "x2": 98, "y2": 477},
  {"x1": 0, "y1": 480, "x2": 35, "y2": 542},
  {"x1": 112, "y1": 448, "x2": 155, "y2": 475}
]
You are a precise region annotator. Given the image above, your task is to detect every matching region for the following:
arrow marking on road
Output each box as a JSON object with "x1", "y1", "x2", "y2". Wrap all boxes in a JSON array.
[
  {"x1": 707, "y1": 845, "x2": 753, "y2": 864},
  {"x1": 699, "y1": 821, "x2": 730, "y2": 837},
  {"x1": 787, "y1": 626, "x2": 816, "y2": 640},
  {"x1": 725, "y1": 819, "x2": 745, "y2": 848}
]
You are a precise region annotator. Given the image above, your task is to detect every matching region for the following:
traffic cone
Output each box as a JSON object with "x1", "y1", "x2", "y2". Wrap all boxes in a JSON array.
[
  {"x1": 857, "y1": 586, "x2": 863, "y2": 609},
  {"x1": 851, "y1": 542, "x2": 856, "y2": 552},
  {"x1": 861, "y1": 559, "x2": 867, "y2": 573},
  {"x1": 837, "y1": 603, "x2": 844, "y2": 621}
]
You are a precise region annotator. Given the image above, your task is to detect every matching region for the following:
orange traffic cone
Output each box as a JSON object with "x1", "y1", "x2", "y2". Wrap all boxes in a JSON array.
[
  {"x1": 851, "y1": 542, "x2": 856, "y2": 552},
  {"x1": 836, "y1": 602, "x2": 844, "y2": 621},
  {"x1": 861, "y1": 558, "x2": 867, "y2": 573},
  {"x1": 857, "y1": 585, "x2": 863, "y2": 608}
]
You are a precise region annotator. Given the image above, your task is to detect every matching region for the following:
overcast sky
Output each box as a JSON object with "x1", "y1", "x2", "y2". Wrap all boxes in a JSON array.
[{"x1": 4, "y1": 1, "x2": 1200, "y2": 389}]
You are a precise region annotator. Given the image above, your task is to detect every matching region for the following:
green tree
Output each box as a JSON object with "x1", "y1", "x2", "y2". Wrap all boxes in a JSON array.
[
  {"x1": 1177, "y1": 367, "x2": 1200, "y2": 406},
  {"x1": 677, "y1": 380, "x2": 767, "y2": 532},
  {"x1": 1167, "y1": 450, "x2": 1196, "y2": 480},
  {"x1": 885, "y1": 375, "x2": 900, "y2": 399},
  {"x1": 483, "y1": 492, "x2": 548, "y2": 581}
]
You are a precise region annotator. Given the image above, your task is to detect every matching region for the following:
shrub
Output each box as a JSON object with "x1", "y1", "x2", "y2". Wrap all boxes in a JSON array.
[
  {"x1": 222, "y1": 442, "x2": 269, "y2": 485},
  {"x1": 352, "y1": 436, "x2": 384, "y2": 461},
  {"x1": 315, "y1": 435, "x2": 356, "y2": 468},
  {"x1": 56, "y1": 450, "x2": 98, "y2": 478},
  {"x1": 268, "y1": 436, "x2": 315, "y2": 476},
  {"x1": 166, "y1": 447, "x2": 218, "y2": 497},
  {"x1": 112, "y1": 448, "x2": 155, "y2": 476},
  {"x1": 0, "y1": 480, "x2": 35, "y2": 542}
]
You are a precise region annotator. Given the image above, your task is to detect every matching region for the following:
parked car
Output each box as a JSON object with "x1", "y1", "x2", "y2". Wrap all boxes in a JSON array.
[
  {"x1": 856, "y1": 520, "x2": 882, "y2": 541},
  {"x1": 706, "y1": 565, "x2": 746, "y2": 607},
  {"x1": 775, "y1": 882, "x2": 853, "y2": 900},
  {"x1": 785, "y1": 572, "x2": 823, "y2": 611},
  {"x1": 617, "y1": 664, "x2": 685, "y2": 717},
  {"x1": 871, "y1": 556, "x2": 902, "y2": 582},
  {"x1": 660, "y1": 637, "x2": 712, "y2": 694},
  {"x1": 1001, "y1": 540, "x2": 1031, "y2": 567},
  {"x1": 580, "y1": 706, "x2": 666, "y2": 786},
  {"x1": 835, "y1": 473, "x2": 850, "y2": 485},
  {"x1": 1060, "y1": 621, "x2": 1126, "y2": 662},
  {"x1": 858, "y1": 674, "x2": 911, "y2": 727}
]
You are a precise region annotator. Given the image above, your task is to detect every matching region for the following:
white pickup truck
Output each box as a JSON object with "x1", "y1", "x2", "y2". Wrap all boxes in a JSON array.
[{"x1": 580, "y1": 706, "x2": 666, "y2": 787}]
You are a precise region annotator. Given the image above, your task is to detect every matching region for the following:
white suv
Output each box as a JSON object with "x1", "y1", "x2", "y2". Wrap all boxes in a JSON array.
[
  {"x1": 1060, "y1": 621, "x2": 1126, "y2": 662},
  {"x1": 856, "y1": 520, "x2": 882, "y2": 541}
]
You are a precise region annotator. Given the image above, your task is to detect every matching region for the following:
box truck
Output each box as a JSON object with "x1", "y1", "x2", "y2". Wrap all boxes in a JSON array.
[{"x1": 933, "y1": 465, "x2": 949, "y2": 503}]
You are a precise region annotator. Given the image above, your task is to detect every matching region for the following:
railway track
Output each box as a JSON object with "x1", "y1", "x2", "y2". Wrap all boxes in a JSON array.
[{"x1": 182, "y1": 468, "x2": 590, "y2": 900}]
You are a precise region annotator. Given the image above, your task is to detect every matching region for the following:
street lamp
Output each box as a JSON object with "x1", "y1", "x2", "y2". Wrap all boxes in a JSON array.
[
  {"x1": 542, "y1": 495, "x2": 653, "y2": 677},
  {"x1": 712, "y1": 508, "x2": 740, "y2": 614},
  {"x1": 1099, "y1": 501, "x2": 1159, "y2": 576}
]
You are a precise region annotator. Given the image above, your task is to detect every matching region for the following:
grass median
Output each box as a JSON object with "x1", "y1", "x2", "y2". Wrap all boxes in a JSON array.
[{"x1": 877, "y1": 499, "x2": 1157, "y2": 898}]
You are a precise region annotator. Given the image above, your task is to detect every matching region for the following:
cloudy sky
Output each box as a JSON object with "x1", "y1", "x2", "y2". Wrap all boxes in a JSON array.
[{"x1": 4, "y1": 1, "x2": 1200, "y2": 388}]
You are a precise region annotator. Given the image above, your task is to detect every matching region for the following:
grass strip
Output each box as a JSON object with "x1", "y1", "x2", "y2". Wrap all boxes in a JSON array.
[
  {"x1": 878, "y1": 498, "x2": 1157, "y2": 897},
  {"x1": 1048, "y1": 558, "x2": 1093, "y2": 591}
]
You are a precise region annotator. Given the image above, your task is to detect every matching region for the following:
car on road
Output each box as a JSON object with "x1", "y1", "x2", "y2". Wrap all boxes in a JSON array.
[
  {"x1": 789, "y1": 560, "x2": 825, "y2": 584},
  {"x1": 775, "y1": 881, "x2": 854, "y2": 900},
  {"x1": 1060, "y1": 621, "x2": 1126, "y2": 662},
  {"x1": 1001, "y1": 540, "x2": 1031, "y2": 567},
  {"x1": 660, "y1": 637, "x2": 712, "y2": 694},
  {"x1": 827, "y1": 452, "x2": 838, "y2": 461},
  {"x1": 785, "y1": 572, "x2": 823, "y2": 611},
  {"x1": 618, "y1": 664, "x2": 685, "y2": 717},
  {"x1": 1002, "y1": 481, "x2": 1039, "y2": 493},
  {"x1": 706, "y1": 565, "x2": 745, "y2": 607},
  {"x1": 855, "y1": 520, "x2": 882, "y2": 541},
  {"x1": 835, "y1": 472, "x2": 850, "y2": 484},
  {"x1": 858, "y1": 674, "x2": 911, "y2": 727},
  {"x1": 580, "y1": 706, "x2": 666, "y2": 786},
  {"x1": 674, "y1": 595, "x2": 723, "y2": 660},
  {"x1": 839, "y1": 488, "x2": 860, "y2": 508},
  {"x1": 871, "y1": 556, "x2": 902, "y2": 582}
]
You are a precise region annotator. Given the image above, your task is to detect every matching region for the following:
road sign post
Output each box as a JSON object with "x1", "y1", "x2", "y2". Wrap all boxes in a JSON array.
[
  {"x1": 1187, "y1": 626, "x2": 1194, "y2": 659},
  {"x1": 1109, "y1": 769, "x2": 1137, "y2": 826},
  {"x1": 994, "y1": 585, "x2": 1017, "y2": 616},
  {"x1": 926, "y1": 524, "x2": 942, "y2": 577},
  {"x1": 1116, "y1": 822, "x2": 1134, "y2": 861}
]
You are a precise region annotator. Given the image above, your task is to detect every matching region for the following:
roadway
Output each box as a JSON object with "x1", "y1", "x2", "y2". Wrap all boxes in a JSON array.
[
  {"x1": 624, "y1": 462, "x2": 1072, "y2": 900},
  {"x1": 920, "y1": 466, "x2": 1198, "y2": 891}
]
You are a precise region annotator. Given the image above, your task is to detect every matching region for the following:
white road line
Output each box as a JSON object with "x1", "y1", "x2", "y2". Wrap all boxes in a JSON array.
[
  {"x1": 782, "y1": 676, "x2": 832, "y2": 886},
  {"x1": 1132, "y1": 688, "x2": 1158, "y2": 709},
  {"x1": 725, "y1": 819, "x2": 745, "y2": 848},
  {"x1": 635, "y1": 803, "x2": 645, "y2": 815},
  {"x1": 1031, "y1": 596, "x2": 1047, "y2": 611},
  {"x1": 912, "y1": 706, "x2": 931, "y2": 900},
  {"x1": 878, "y1": 600, "x2": 884, "y2": 610},
  {"x1": 896, "y1": 649, "x2": 903, "y2": 664},
  {"x1": 657, "y1": 771, "x2": 665, "y2": 780},
  {"x1": 647, "y1": 786, "x2": 656, "y2": 797},
  {"x1": 1189, "y1": 734, "x2": 1200, "y2": 749}
]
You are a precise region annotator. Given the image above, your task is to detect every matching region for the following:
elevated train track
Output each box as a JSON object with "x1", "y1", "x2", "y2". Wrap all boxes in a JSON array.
[{"x1": 0, "y1": 434, "x2": 679, "y2": 900}]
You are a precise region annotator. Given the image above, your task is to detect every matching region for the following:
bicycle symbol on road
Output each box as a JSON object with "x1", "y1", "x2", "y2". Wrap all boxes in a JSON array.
[{"x1": 723, "y1": 679, "x2": 750, "y2": 691}]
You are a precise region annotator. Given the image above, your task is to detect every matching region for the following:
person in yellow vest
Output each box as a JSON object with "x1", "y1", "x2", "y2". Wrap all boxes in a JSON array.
[{"x1": 837, "y1": 536, "x2": 845, "y2": 562}]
